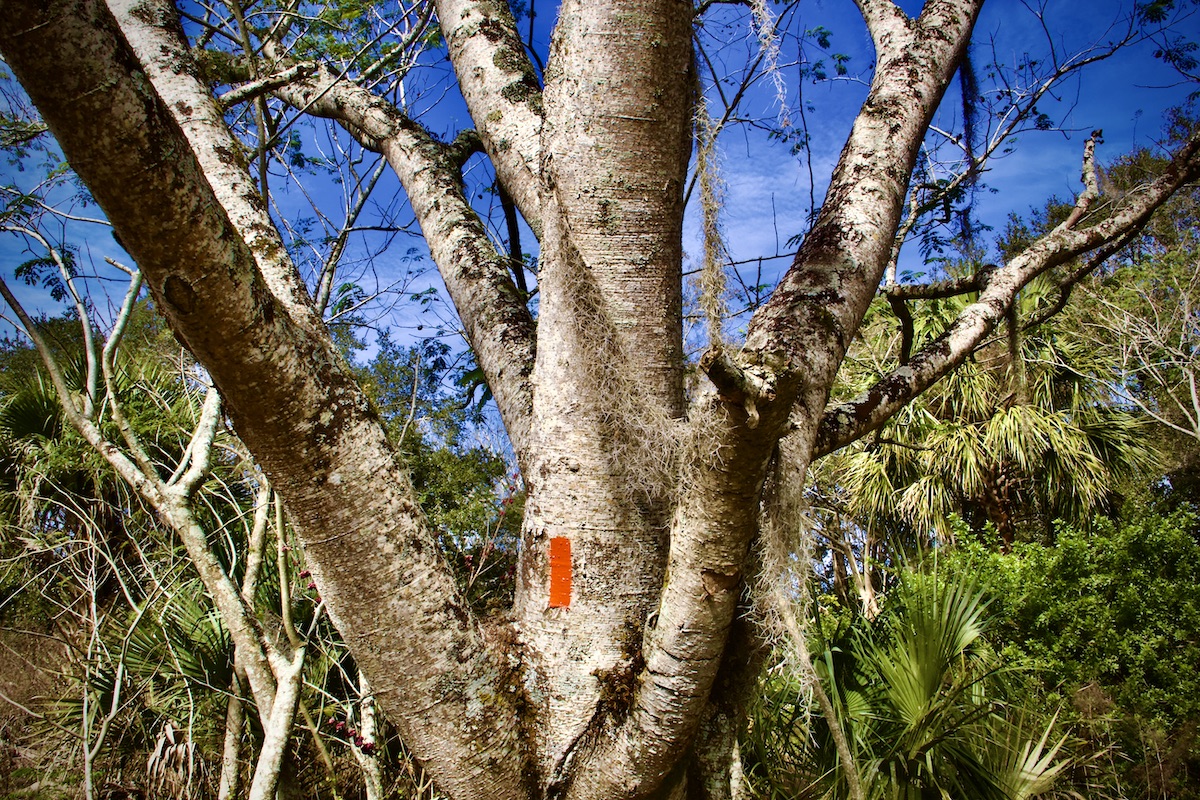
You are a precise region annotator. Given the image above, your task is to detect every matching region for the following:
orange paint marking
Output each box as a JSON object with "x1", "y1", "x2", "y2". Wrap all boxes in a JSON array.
[{"x1": 548, "y1": 537, "x2": 572, "y2": 608}]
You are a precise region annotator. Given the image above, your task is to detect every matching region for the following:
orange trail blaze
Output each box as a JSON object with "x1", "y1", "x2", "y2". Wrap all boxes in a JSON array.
[{"x1": 548, "y1": 537, "x2": 571, "y2": 608}]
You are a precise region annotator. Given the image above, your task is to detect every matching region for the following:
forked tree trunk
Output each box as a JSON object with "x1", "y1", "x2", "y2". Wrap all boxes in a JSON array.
[{"x1": 3, "y1": 0, "x2": 1200, "y2": 798}]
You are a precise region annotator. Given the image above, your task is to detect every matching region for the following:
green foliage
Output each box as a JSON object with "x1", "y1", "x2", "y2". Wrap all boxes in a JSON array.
[
  {"x1": 0, "y1": 304, "x2": 518, "y2": 792},
  {"x1": 815, "y1": 277, "x2": 1158, "y2": 552},
  {"x1": 271, "y1": 0, "x2": 434, "y2": 79},
  {"x1": 357, "y1": 332, "x2": 519, "y2": 613},
  {"x1": 49, "y1": 583, "x2": 236, "y2": 760},
  {"x1": 13, "y1": 246, "x2": 74, "y2": 302},
  {"x1": 744, "y1": 569, "x2": 1068, "y2": 800},
  {"x1": 0, "y1": 309, "x2": 249, "y2": 790},
  {"x1": 941, "y1": 498, "x2": 1200, "y2": 797}
]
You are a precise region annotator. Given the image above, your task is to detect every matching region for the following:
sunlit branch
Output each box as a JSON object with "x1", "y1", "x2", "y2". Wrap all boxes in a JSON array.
[
  {"x1": 171, "y1": 390, "x2": 224, "y2": 497},
  {"x1": 852, "y1": 0, "x2": 908, "y2": 49},
  {"x1": 0, "y1": 186, "x2": 111, "y2": 226},
  {"x1": 816, "y1": 131, "x2": 1200, "y2": 457},
  {"x1": 889, "y1": 27, "x2": 1137, "y2": 283},
  {"x1": 1021, "y1": 230, "x2": 1139, "y2": 334},
  {"x1": 218, "y1": 62, "x2": 317, "y2": 107},
  {"x1": 98, "y1": 269, "x2": 164, "y2": 482},
  {"x1": 5, "y1": 225, "x2": 101, "y2": 417},
  {"x1": 359, "y1": 0, "x2": 435, "y2": 83},
  {"x1": 0, "y1": 247, "x2": 284, "y2": 733},
  {"x1": 177, "y1": 7, "x2": 241, "y2": 48}
]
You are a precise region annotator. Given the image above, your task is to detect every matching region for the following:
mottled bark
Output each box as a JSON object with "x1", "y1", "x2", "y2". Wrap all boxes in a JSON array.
[
  {"x1": 0, "y1": 1, "x2": 523, "y2": 797},
  {"x1": 539, "y1": 0, "x2": 692, "y2": 418},
  {"x1": 508, "y1": 0, "x2": 695, "y2": 781},
  {"x1": 218, "y1": 675, "x2": 245, "y2": 800},
  {"x1": 5, "y1": 0, "x2": 1199, "y2": 798},
  {"x1": 436, "y1": 0, "x2": 545, "y2": 231},
  {"x1": 556, "y1": 6, "x2": 983, "y2": 798}
]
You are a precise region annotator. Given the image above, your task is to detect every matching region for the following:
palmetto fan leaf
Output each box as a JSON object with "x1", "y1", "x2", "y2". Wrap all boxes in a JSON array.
[
  {"x1": 0, "y1": 370, "x2": 62, "y2": 441},
  {"x1": 125, "y1": 586, "x2": 233, "y2": 692},
  {"x1": 896, "y1": 475, "x2": 958, "y2": 541},
  {"x1": 845, "y1": 451, "x2": 898, "y2": 522},
  {"x1": 821, "y1": 277, "x2": 1159, "y2": 546},
  {"x1": 989, "y1": 713, "x2": 1070, "y2": 800},
  {"x1": 927, "y1": 419, "x2": 989, "y2": 494},
  {"x1": 745, "y1": 571, "x2": 1069, "y2": 800},
  {"x1": 863, "y1": 574, "x2": 992, "y2": 731},
  {"x1": 930, "y1": 359, "x2": 1001, "y2": 422},
  {"x1": 982, "y1": 405, "x2": 1056, "y2": 474}
]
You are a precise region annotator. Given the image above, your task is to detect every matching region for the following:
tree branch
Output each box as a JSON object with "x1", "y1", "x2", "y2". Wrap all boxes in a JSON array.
[
  {"x1": 814, "y1": 130, "x2": 1200, "y2": 456},
  {"x1": 1021, "y1": 231, "x2": 1137, "y2": 333},
  {"x1": 6, "y1": 225, "x2": 101, "y2": 417},
  {"x1": 0, "y1": 269, "x2": 281, "y2": 725},
  {"x1": 700, "y1": 347, "x2": 777, "y2": 428},
  {"x1": 1057, "y1": 133, "x2": 1102, "y2": 230},
  {"x1": 569, "y1": 8, "x2": 982, "y2": 796},
  {"x1": 852, "y1": 0, "x2": 907, "y2": 50},
  {"x1": 170, "y1": 389, "x2": 224, "y2": 497},
  {"x1": 270, "y1": 66, "x2": 537, "y2": 467},
  {"x1": 218, "y1": 62, "x2": 317, "y2": 108},
  {"x1": 884, "y1": 265, "x2": 997, "y2": 365},
  {"x1": 0, "y1": 2, "x2": 527, "y2": 796},
  {"x1": 98, "y1": 269, "x2": 163, "y2": 482},
  {"x1": 434, "y1": 0, "x2": 545, "y2": 232}
]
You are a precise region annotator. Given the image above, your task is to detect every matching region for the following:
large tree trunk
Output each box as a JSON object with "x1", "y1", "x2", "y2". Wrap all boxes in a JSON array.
[
  {"x1": 4, "y1": 0, "x2": 1200, "y2": 798},
  {"x1": 515, "y1": 0, "x2": 693, "y2": 780}
]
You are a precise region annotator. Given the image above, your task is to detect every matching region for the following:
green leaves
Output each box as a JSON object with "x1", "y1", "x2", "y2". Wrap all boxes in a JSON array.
[
  {"x1": 123, "y1": 587, "x2": 234, "y2": 702},
  {"x1": 940, "y1": 499, "x2": 1200, "y2": 798},
  {"x1": 356, "y1": 332, "x2": 517, "y2": 613},
  {"x1": 817, "y1": 274, "x2": 1159, "y2": 548},
  {"x1": 14, "y1": 246, "x2": 75, "y2": 302},
  {"x1": 745, "y1": 570, "x2": 1069, "y2": 800}
]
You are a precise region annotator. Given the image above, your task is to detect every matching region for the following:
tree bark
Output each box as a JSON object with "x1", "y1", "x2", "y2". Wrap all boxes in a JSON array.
[
  {"x1": 5, "y1": 0, "x2": 1200, "y2": 798},
  {"x1": 0, "y1": 2, "x2": 524, "y2": 797}
]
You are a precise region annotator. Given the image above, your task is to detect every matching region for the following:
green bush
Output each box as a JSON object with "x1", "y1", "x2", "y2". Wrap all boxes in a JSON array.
[
  {"x1": 942, "y1": 498, "x2": 1200, "y2": 798},
  {"x1": 744, "y1": 570, "x2": 1068, "y2": 800}
]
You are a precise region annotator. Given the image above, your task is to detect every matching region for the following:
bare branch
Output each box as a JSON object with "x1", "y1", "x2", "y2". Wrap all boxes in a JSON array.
[
  {"x1": 170, "y1": 389, "x2": 224, "y2": 497},
  {"x1": 99, "y1": 269, "x2": 162, "y2": 481},
  {"x1": 247, "y1": 648, "x2": 305, "y2": 800},
  {"x1": 271, "y1": 67, "x2": 536, "y2": 467},
  {"x1": 700, "y1": 346, "x2": 776, "y2": 428},
  {"x1": 0, "y1": 274, "x2": 159, "y2": 499},
  {"x1": 1057, "y1": 133, "x2": 1102, "y2": 230},
  {"x1": 1021, "y1": 230, "x2": 1138, "y2": 333},
  {"x1": 0, "y1": 3, "x2": 527, "y2": 793},
  {"x1": 6, "y1": 225, "x2": 101, "y2": 417},
  {"x1": 314, "y1": 157, "x2": 389, "y2": 317},
  {"x1": 218, "y1": 62, "x2": 317, "y2": 107},
  {"x1": 852, "y1": 0, "x2": 908, "y2": 49},
  {"x1": 434, "y1": 0, "x2": 545, "y2": 231}
]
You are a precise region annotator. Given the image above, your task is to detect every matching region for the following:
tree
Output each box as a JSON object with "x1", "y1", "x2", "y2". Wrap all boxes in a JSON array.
[
  {"x1": 0, "y1": 297, "x2": 315, "y2": 799},
  {"x1": 811, "y1": 270, "x2": 1158, "y2": 577},
  {"x1": 1, "y1": 1, "x2": 1198, "y2": 798},
  {"x1": 1088, "y1": 254, "x2": 1200, "y2": 445},
  {"x1": 0, "y1": 305, "x2": 524, "y2": 796}
]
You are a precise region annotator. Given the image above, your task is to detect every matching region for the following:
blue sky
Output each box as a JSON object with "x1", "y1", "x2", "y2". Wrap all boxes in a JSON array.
[
  {"x1": 704, "y1": 0, "x2": 1199, "y2": 295},
  {"x1": 1, "y1": 0, "x2": 1196, "y2": 351}
]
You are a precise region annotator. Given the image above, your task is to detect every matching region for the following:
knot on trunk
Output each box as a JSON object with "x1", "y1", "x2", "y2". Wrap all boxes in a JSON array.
[{"x1": 699, "y1": 347, "x2": 777, "y2": 428}]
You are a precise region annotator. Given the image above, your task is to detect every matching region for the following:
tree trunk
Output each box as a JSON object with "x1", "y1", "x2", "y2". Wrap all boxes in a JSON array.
[{"x1": 4, "y1": 0, "x2": 1200, "y2": 797}]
